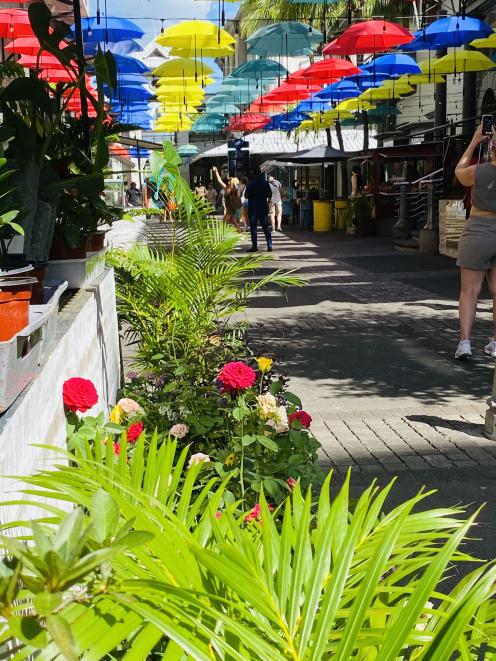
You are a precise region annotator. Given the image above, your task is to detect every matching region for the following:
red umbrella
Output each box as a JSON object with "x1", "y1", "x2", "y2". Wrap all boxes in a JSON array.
[
  {"x1": 228, "y1": 112, "x2": 269, "y2": 132},
  {"x1": 297, "y1": 58, "x2": 361, "y2": 82},
  {"x1": 5, "y1": 35, "x2": 64, "y2": 56},
  {"x1": 0, "y1": 9, "x2": 33, "y2": 38},
  {"x1": 40, "y1": 68, "x2": 78, "y2": 82},
  {"x1": 261, "y1": 82, "x2": 322, "y2": 104},
  {"x1": 323, "y1": 20, "x2": 414, "y2": 55},
  {"x1": 18, "y1": 52, "x2": 77, "y2": 69}
]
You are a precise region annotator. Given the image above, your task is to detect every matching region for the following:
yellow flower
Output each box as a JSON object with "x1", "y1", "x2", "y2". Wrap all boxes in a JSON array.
[
  {"x1": 109, "y1": 404, "x2": 123, "y2": 424},
  {"x1": 225, "y1": 453, "x2": 236, "y2": 466},
  {"x1": 209, "y1": 334, "x2": 222, "y2": 346},
  {"x1": 257, "y1": 356, "x2": 273, "y2": 373}
]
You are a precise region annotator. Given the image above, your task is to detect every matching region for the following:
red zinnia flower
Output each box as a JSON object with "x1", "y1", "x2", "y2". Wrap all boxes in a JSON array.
[
  {"x1": 113, "y1": 442, "x2": 121, "y2": 455},
  {"x1": 62, "y1": 377, "x2": 98, "y2": 413},
  {"x1": 126, "y1": 421, "x2": 144, "y2": 443},
  {"x1": 286, "y1": 477, "x2": 297, "y2": 490},
  {"x1": 217, "y1": 361, "x2": 256, "y2": 393},
  {"x1": 288, "y1": 410, "x2": 312, "y2": 428}
]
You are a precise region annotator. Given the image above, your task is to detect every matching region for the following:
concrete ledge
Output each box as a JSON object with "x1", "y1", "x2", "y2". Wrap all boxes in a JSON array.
[{"x1": 0, "y1": 268, "x2": 120, "y2": 523}]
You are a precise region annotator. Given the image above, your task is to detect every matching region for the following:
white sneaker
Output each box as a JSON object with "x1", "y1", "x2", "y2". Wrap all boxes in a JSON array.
[
  {"x1": 485, "y1": 338, "x2": 496, "y2": 358},
  {"x1": 455, "y1": 340, "x2": 472, "y2": 360}
]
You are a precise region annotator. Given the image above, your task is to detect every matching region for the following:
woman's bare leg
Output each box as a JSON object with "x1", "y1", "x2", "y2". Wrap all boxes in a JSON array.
[
  {"x1": 485, "y1": 267, "x2": 496, "y2": 339},
  {"x1": 459, "y1": 268, "x2": 486, "y2": 340}
]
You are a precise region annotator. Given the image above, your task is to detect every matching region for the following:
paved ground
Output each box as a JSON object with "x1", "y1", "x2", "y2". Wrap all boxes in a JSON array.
[{"x1": 243, "y1": 229, "x2": 496, "y2": 476}]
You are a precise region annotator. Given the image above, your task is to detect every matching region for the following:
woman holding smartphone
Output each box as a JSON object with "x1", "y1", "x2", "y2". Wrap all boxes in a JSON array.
[{"x1": 454, "y1": 120, "x2": 496, "y2": 359}]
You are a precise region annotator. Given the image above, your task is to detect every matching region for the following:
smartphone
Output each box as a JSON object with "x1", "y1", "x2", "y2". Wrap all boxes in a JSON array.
[{"x1": 482, "y1": 114, "x2": 493, "y2": 135}]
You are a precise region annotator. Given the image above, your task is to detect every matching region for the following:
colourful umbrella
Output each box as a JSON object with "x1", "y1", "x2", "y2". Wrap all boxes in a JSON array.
[
  {"x1": 156, "y1": 21, "x2": 235, "y2": 58},
  {"x1": 398, "y1": 73, "x2": 445, "y2": 85},
  {"x1": 18, "y1": 53, "x2": 77, "y2": 69},
  {"x1": 0, "y1": 9, "x2": 33, "y2": 39},
  {"x1": 83, "y1": 39, "x2": 143, "y2": 56},
  {"x1": 5, "y1": 36, "x2": 66, "y2": 55},
  {"x1": 323, "y1": 20, "x2": 414, "y2": 55},
  {"x1": 74, "y1": 16, "x2": 144, "y2": 43},
  {"x1": 334, "y1": 98, "x2": 375, "y2": 112},
  {"x1": 152, "y1": 57, "x2": 214, "y2": 78},
  {"x1": 361, "y1": 53, "x2": 420, "y2": 76},
  {"x1": 227, "y1": 113, "x2": 270, "y2": 132},
  {"x1": 230, "y1": 59, "x2": 287, "y2": 79},
  {"x1": 419, "y1": 15, "x2": 492, "y2": 49},
  {"x1": 247, "y1": 22, "x2": 323, "y2": 56},
  {"x1": 471, "y1": 34, "x2": 496, "y2": 49},
  {"x1": 430, "y1": 50, "x2": 495, "y2": 74},
  {"x1": 297, "y1": 58, "x2": 361, "y2": 83},
  {"x1": 314, "y1": 79, "x2": 360, "y2": 101}
]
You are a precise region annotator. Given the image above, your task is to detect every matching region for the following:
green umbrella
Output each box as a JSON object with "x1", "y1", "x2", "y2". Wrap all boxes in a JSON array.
[
  {"x1": 246, "y1": 22, "x2": 323, "y2": 57},
  {"x1": 230, "y1": 59, "x2": 287, "y2": 79}
]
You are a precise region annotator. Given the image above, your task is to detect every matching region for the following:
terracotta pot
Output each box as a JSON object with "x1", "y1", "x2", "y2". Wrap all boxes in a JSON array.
[
  {"x1": 50, "y1": 236, "x2": 89, "y2": 260},
  {"x1": 0, "y1": 278, "x2": 36, "y2": 342},
  {"x1": 87, "y1": 230, "x2": 107, "y2": 253}
]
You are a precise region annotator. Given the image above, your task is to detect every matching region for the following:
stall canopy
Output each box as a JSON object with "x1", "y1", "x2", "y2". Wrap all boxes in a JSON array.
[{"x1": 272, "y1": 145, "x2": 348, "y2": 164}]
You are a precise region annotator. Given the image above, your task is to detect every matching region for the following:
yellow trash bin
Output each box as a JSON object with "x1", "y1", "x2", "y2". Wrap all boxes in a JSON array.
[
  {"x1": 334, "y1": 199, "x2": 349, "y2": 230},
  {"x1": 313, "y1": 200, "x2": 333, "y2": 232}
]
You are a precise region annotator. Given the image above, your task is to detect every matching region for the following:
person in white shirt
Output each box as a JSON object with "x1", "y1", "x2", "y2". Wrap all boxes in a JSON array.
[{"x1": 268, "y1": 175, "x2": 283, "y2": 232}]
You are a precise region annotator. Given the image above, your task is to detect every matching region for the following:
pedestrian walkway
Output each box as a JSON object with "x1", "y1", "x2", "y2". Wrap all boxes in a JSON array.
[{"x1": 245, "y1": 230, "x2": 496, "y2": 477}]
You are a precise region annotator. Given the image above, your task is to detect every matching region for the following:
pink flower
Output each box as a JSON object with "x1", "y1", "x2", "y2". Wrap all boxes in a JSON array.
[
  {"x1": 215, "y1": 511, "x2": 222, "y2": 519},
  {"x1": 244, "y1": 503, "x2": 261, "y2": 523},
  {"x1": 126, "y1": 421, "x2": 144, "y2": 443},
  {"x1": 62, "y1": 377, "x2": 98, "y2": 413},
  {"x1": 286, "y1": 477, "x2": 297, "y2": 490},
  {"x1": 113, "y1": 442, "x2": 121, "y2": 456},
  {"x1": 117, "y1": 398, "x2": 144, "y2": 415},
  {"x1": 188, "y1": 452, "x2": 211, "y2": 468},
  {"x1": 288, "y1": 410, "x2": 312, "y2": 429},
  {"x1": 217, "y1": 361, "x2": 256, "y2": 394}
]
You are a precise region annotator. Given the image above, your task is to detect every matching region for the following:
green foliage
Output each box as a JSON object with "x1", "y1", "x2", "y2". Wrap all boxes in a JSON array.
[
  {"x1": 2, "y1": 445, "x2": 496, "y2": 659},
  {"x1": 0, "y1": 158, "x2": 23, "y2": 267}
]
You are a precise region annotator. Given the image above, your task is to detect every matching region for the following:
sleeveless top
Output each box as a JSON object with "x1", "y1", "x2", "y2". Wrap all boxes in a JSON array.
[{"x1": 472, "y1": 162, "x2": 496, "y2": 212}]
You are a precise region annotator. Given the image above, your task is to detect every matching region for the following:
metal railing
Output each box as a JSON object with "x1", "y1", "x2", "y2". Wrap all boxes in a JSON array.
[{"x1": 393, "y1": 172, "x2": 444, "y2": 236}]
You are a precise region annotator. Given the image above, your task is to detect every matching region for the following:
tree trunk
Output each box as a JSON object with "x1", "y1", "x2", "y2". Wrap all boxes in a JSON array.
[
  {"x1": 335, "y1": 121, "x2": 348, "y2": 199},
  {"x1": 325, "y1": 127, "x2": 332, "y2": 146}
]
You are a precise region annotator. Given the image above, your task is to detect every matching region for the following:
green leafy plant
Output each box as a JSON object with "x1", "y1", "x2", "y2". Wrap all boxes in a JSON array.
[
  {"x1": 2, "y1": 442, "x2": 496, "y2": 659},
  {"x1": 0, "y1": 158, "x2": 23, "y2": 268}
]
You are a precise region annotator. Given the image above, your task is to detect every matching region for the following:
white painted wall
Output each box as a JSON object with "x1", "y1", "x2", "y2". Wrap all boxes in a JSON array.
[{"x1": 0, "y1": 268, "x2": 120, "y2": 524}]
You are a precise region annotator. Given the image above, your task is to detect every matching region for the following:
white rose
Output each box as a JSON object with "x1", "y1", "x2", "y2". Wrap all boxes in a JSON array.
[
  {"x1": 256, "y1": 393, "x2": 278, "y2": 419},
  {"x1": 117, "y1": 398, "x2": 144, "y2": 415},
  {"x1": 188, "y1": 452, "x2": 211, "y2": 468},
  {"x1": 267, "y1": 406, "x2": 289, "y2": 434},
  {"x1": 169, "y1": 423, "x2": 189, "y2": 439}
]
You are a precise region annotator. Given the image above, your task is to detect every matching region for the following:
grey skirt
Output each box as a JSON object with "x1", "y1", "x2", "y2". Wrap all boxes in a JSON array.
[{"x1": 457, "y1": 215, "x2": 496, "y2": 270}]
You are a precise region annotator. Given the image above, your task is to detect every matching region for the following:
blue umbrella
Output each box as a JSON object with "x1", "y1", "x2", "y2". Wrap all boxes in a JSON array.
[
  {"x1": 106, "y1": 85, "x2": 154, "y2": 102},
  {"x1": 84, "y1": 39, "x2": 143, "y2": 56},
  {"x1": 112, "y1": 54, "x2": 149, "y2": 74},
  {"x1": 400, "y1": 30, "x2": 435, "y2": 52},
  {"x1": 419, "y1": 15, "x2": 492, "y2": 49},
  {"x1": 295, "y1": 94, "x2": 331, "y2": 113},
  {"x1": 361, "y1": 54, "x2": 421, "y2": 76},
  {"x1": 317, "y1": 79, "x2": 360, "y2": 101},
  {"x1": 129, "y1": 148, "x2": 151, "y2": 158},
  {"x1": 74, "y1": 16, "x2": 144, "y2": 43},
  {"x1": 344, "y1": 73, "x2": 391, "y2": 90}
]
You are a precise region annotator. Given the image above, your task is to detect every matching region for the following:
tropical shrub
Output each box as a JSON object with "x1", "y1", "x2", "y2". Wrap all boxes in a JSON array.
[{"x1": 2, "y1": 440, "x2": 496, "y2": 659}]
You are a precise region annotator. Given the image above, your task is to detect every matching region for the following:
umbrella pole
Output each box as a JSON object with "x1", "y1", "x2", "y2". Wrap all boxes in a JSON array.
[{"x1": 72, "y1": 0, "x2": 90, "y2": 154}]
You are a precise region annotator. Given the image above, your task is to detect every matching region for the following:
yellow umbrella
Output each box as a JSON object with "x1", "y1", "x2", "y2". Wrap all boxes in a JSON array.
[
  {"x1": 398, "y1": 73, "x2": 445, "y2": 85},
  {"x1": 152, "y1": 58, "x2": 214, "y2": 77},
  {"x1": 380, "y1": 80, "x2": 415, "y2": 93},
  {"x1": 157, "y1": 76, "x2": 214, "y2": 86},
  {"x1": 335, "y1": 98, "x2": 375, "y2": 112},
  {"x1": 156, "y1": 85, "x2": 205, "y2": 96},
  {"x1": 430, "y1": 50, "x2": 495, "y2": 74},
  {"x1": 470, "y1": 34, "x2": 496, "y2": 49},
  {"x1": 359, "y1": 88, "x2": 404, "y2": 102},
  {"x1": 156, "y1": 79, "x2": 211, "y2": 89},
  {"x1": 156, "y1": 20, "x2": 235, "y2": 50},
  {"x1": 169, "y1": 45, "x2": 235, "y2": 58},
  {"x1": 160, "y1": 103, "x2": 199, "y2": 113}
]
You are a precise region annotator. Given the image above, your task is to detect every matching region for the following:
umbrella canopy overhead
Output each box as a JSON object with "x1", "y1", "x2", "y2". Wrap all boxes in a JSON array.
[
  {"x1": 84, "y1": 39, "x2": 143, "y2": 56},
  {"x1": 0, "y1": 9, "x2": 33, "y2": 39},
  {"x1": 362, "y1": 53, "x2": 420, "y2": 76},
  {"x1": 398, "y1": 73, "x2": 445, "y2": 85},
  {"x1": 153, "y1": 58, "x2": 214, "y2": 79},
  {"x1": 316, "y1": 79, "x2": 361, "y2": 101},
  {"x1": 75, "y1": 16, "x2": 144, "y2": 42},
  {"x1": 419, "y1": 15, "x2": 492, "y2": 49},
  {"x1": 230, "y1": 59, "x2": 287, "y2": 79},
  {"x1": 471, "y1": 33, "x2": 496, "y2": 49},
  {"x1": 428, "y1": 50, "x2": 495, "y2": 74},
  {"x1": 228, "y1": 112, "x2": 270, "y2": 132},
  {"x1": 335, "y1": 98, "x2": 375, "y2": 112},
  {"x1": 5, "y1": 36, "x2": 66, "y2": 55},
  {"x1": 177, "y1": 144, "x2": 199, "y2": 155},
  {"x1": 156, "y1": 21, "x2": 235, "y2": 57},
  {"x1": 324, "y1": 20, "x2": 414, "y2": 55},
  {"x1": 247, "y1": 22, "x2": 323, "y2": 56},
  {"x1": 111, "y1": 54, "x2": 149, "y2": 74},
  {"x1": 297, "y1": 58, "x2": 361, "y2": 83}
]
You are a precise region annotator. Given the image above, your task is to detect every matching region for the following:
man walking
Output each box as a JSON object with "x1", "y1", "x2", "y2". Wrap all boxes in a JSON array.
[
  {"x1": 244, "y1": 168, "x2": 273, "y2": 252},
  {"x1": 268, "y1": 175, "x2": 283, "y2": 232},
  {"x1": 125, "y1": 181, "x2": 141, "y2": 207}
]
